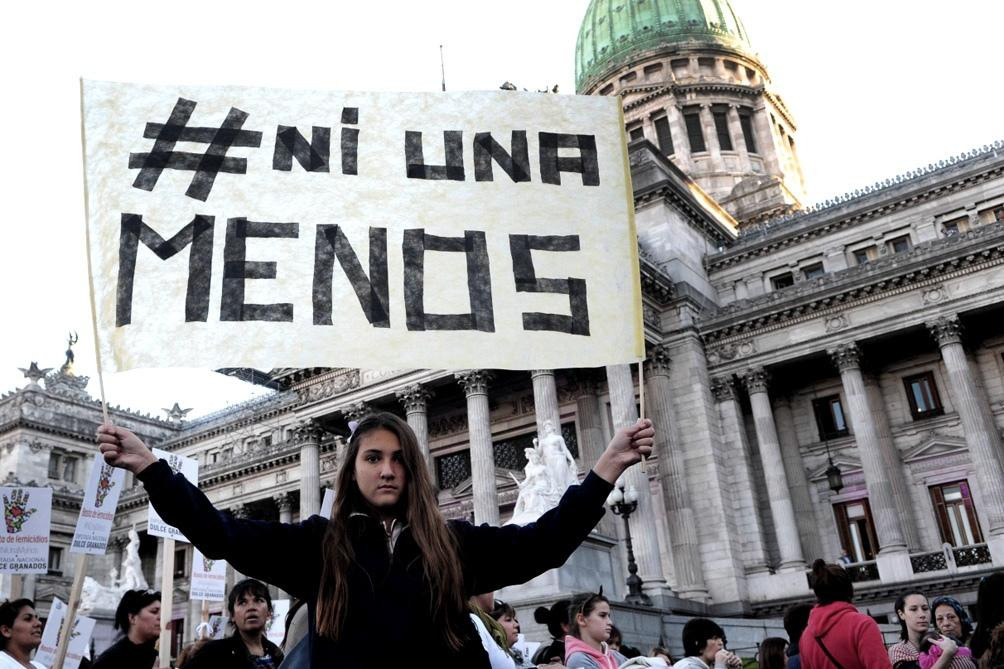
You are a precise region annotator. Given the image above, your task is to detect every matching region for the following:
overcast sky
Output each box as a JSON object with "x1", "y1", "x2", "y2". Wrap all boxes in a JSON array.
[{"x1": 2, "y1": 0, "x2": 1002, "y2": 418}]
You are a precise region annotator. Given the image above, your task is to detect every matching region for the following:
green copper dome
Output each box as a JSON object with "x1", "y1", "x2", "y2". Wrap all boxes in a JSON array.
[{"x1": 575, "y1": 0, "x2": 753, "y2": 92}]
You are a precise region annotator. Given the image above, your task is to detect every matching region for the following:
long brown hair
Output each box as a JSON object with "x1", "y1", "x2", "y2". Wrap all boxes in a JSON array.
[{"x1": 315, "y1": 412, "x2": 467, "y2": 649}]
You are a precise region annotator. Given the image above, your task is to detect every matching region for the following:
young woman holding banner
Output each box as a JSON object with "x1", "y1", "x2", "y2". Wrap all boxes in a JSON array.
[{"x1": 97, "y1": 412, "x2": 654, "y2": 669}]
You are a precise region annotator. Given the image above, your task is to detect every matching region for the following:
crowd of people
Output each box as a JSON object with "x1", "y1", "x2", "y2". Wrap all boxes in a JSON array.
[{"x1": 1, "y1": 412, "x2": 1003, "y2": 668}]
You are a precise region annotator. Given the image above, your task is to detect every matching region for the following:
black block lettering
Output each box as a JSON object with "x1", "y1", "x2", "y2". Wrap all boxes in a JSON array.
[
  {"x1": 221, "y1": 218, "x2": 299, "y2": 322},
  {"x1": 341, "y1": 107, "x2": 359, "y2": 175},
  {"x1": 402, "y1": 229, "x2": 494, "y2": 331},
  {"x1": 538, "y1": 132, "x2": 600, "y2": 186},
  {"x1": 313, "y1": 225, "x2": 389, "y2": 327},
  {"x1": 405, "y1": 131, "x2": 465, "y2": 180},
  {"x1": 272, "y1": 125, "x2": 331, "y2": 172},
  {"x1": 509, "y1": 234, "x2": 590, "y2": 335},
  {"x1": 473, "y1": 131, "x2": 531, "y2": 182},
  {"x1": 116, "y1": 213, "x2": 215, "y2": 326}
]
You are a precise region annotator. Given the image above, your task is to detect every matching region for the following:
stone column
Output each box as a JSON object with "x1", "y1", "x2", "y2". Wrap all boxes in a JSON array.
[
  {"x1": 530, "y1": 370, "x2": 562, "y2": 437},
  {"x1": 728, "y1": 104, "x2": 752, "y2": 171},
  {"x1": 753, "y1": 104, "x2": 782, "y2": 176},
  {"x1": 572, "y1": 371, "x2": 615, "y2": 536},
  {"x1": 668, "y1": 105, "x2": 693, "y2": 171},
  {"x1": 274, "y1": 493, "x2": 294, "y2": 524},
  {"x1": 294, "y1": 420, "x2": 323, "y2": 518},
  {"x1": 700, "y1": 104, "x2": 724, "y2": 168},
  {"x1": 774, "y1": 397, "x2": 824, "y2": 562},
  {"x1": 456, "y1": 370, "x2": 498, "y2": 526},
  {"x1": 710, "y1": 375, "x2": 769, "y2": 573},
  {"x1": 647, "y1": 347, "x2": 706, "y2": 598},
  {"x1": 927, "y1": 316, "x2": 1004, "y2": 539},
  {"x1": 605, "y1": 363, "x2": 669, "y2": 594},
  {"x1": 741, "y1": 368, "x2": 806, "y2": 571},
  {"x1": 397, "y1": 384, "x2": 434, "y2": 478},
  {"x1": 828, "y1": 344, "x2": 908, "y2": 554}
]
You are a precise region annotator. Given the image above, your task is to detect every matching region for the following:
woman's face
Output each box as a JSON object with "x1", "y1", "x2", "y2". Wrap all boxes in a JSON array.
[
  {"x1": 232, "y1": 591, "x2": 270, "y2": 636},
  {"x1": 701, "y1": 636, "x2": 725, "y2": 663},
  {"x1": 129, "y1": 601, "x2": 162, "y2": 643},
  {"x1": 578, "y1": 601, "x2": 612, "y2": 645},
  {"x1": 898, "y1": 594, "x2": 930, "y2": 636},
  {"x1": 1, "y1": 606, "x2": 42, "y2": 651},
  {"x1": 353, "y1": 429, "x2": 407, "y2": 517},
  {"x1": 934, "y1": 604, "x2": 962, "y2": 639},
  {"x1": 497, "y1": 612, "x2": 520, "y2": 646}
]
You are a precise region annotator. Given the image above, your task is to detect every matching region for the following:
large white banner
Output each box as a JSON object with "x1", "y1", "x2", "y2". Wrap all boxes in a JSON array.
[
  {"x1": 189, "y1": 547, "x2": 227, "y2": 602},
  {"x1": 36, "y1": 597, "x2": 96, "y2": 669},
  {"x1": 71, "y1": 454, "x2": 127, "y2": 555},
  {"x1": 81, "y1": 80, "x2": 643, "y2": 372},
  {"x1": 147, "y1": 449, "x2": 198, "y2": 541},
  {"x1": 0, "y1": 486, "x2": 51, "y2": 574}
]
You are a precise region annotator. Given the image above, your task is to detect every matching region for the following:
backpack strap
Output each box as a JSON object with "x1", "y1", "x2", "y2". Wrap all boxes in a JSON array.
[{"x1": 815, "y1": 635, "x2": 846, "y2": 669}]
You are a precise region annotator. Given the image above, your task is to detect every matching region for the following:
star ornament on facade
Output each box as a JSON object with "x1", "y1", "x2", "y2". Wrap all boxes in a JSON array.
[
  {"x1": 18, "y1": 362, "x2": 52, "y2": 385},
  {"x1": 163, "y1": 402, "x2": 193, "y2": 423}
]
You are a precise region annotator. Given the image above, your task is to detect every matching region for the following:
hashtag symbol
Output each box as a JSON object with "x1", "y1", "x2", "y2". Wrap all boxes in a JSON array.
[{"x1": 128, "y1": 97, "x2": 263, "y2": 201}]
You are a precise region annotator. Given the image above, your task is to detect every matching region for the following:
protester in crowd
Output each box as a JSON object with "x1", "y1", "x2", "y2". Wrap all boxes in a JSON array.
[
  {"x1": 564, "y1": 592, "x2": 625, "y2": 669},
  {"x1": 671, "y1": 618, "x2": 741, "y2": 669},
  {"x1": 489, "y1": 599, "x2": 535, "y2": 669},
  {"x1": 92, "y1": 589, "x2": 160, "y2": 669},
  {"x1": 782, "y1": 602, "x2": 813, "y2": 669},
  {"x1": 609, "y1": 626, "x2": 641, "y2": 659},
  {"x1": 918, "y1": 632, "x2": 976, "y2": 669},
  {"x1": 532, "y1": 600, "x2": 571, "y2": 665},
  {"x1": 650, "y1": 647, "x2": 674, "y2": 665},
  {"x1": 97, "y1": 412, "x2": 654, "y2": 669},
  {"x1": 933, "y1": 596, "x2": 974, "y2": 647},
  {"x1": 889, "y1": 592, "x2": 964, "y2": 669},
  {"x1": 759, "y1": 637, "x2": 788, "y2": 669},
  {"x1": 471, "y1": 593, "x2": 516, "y2": 669},
  {"x1": 971, "y1": 574, "x2": 1004, "y2": 661},
  {"x1": 978, "y1": 623, "x2": 1004, "y2": 669},
  {"x1": 183, "y1": 579, "x2": 283, "y2": 669},
  {"x1": 0, "y1": 599, "x2": 44, "y2": 669},
  {"x1": 799, "y1": 560, "x2": 891, "y2": 669}
]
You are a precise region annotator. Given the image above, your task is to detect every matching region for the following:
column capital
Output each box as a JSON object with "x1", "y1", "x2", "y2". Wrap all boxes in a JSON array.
[
  {"x1": 530, "y1": 369, "x2": 555, "y2": 379},
  {"x1": 567, "y1": 369, "x2": 602, "y2": 398},
  {"x1": 272, "y1": 493, "x2": 294, "y2": 513},
  {"x1": 828, "y1": 342, "x2": 862, "y2": 371},
  {"x1": 644, "y1": 344, "x2": 672, "y2": 377},
  {"x1": 342, "y1": 401, "x2": 373, "y2": 423},
  {"x1": 396, "y1": 385, "x2": 432, "y2": 413},
  {"x1": 926, "y1": 315, "x2": 963, "y2": 346},
  {"x1": 293, "y1": 420, "x2": 324, "y2": 445},
  {"x1": 229, "y1": 504, "x2": 249, "y2": 520},
  {"x1": 455, "y1": 369, "x2": 493, "y2": 396},
  {"x1": 710, "y1": 375, "x2": 737, "y2": 402},
  {"x1": 741, "y1": 367, "x2": 770, "y2": 394}
]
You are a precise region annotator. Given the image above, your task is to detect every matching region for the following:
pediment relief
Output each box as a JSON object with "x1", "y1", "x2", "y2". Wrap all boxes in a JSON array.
[
  {"x1": 902, "y1": 435, "x2": 968, "y2": 463},
  {"x1": 808, "y1": 456, "x2": 862, "y2": 483},
  {"x1": 449, "y1": 468, "x2": 519, "y2": 496}
]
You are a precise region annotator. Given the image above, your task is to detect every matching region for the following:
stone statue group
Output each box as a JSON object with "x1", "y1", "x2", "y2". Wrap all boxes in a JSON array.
[{"x1": 508, "y1": 420, "x2": 580, "y2": 525}]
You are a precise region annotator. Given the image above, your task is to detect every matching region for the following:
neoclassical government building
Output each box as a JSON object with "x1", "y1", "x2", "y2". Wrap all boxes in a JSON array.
[{"x1": 3, "y1": 0, "x2": 1003, "y2": 657}]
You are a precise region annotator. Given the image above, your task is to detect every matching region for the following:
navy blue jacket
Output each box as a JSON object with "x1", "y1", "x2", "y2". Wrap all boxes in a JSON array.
[{"x1": 138, "y1": 460, "x2": 614, "y2": 669}]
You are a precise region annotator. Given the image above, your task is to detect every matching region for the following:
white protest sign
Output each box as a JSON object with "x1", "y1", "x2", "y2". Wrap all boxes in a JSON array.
[
  {"x1": 71, "y1": 454, "x2": 127, "y2": 554},
  {"x1": 266, "y1": 598, "x2": 290, "y2": 647},
  {"x1": 208, "y1": 614, "x2": 229, "y2": 639},
  {"x1": 36, "y1": 597, "x2": 97, "y2": 669},
  {"x1": 319, "y1": 488, "x2": 334, "y2": 519},
  {"x1": 189, "y1": 547, "x2": 227, "y2": 602},
  {"x1": 81, "y1": 81, "x2": 643, "y2": 373},
  {"x1": 0, "y1": 486, "x2": 51, "y2": 573},
  {"x1": 147, "y1": 449, "x2": 199, "y2": 541}
]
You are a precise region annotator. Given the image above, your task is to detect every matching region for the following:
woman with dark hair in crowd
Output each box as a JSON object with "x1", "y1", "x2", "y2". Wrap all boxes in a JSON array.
[
  {"x1": 532, "y1": 600, "x2": 571, "y2": 665},
  {"x1": 184, "y1": 578, "x2": 283, "y2": 669},
  {"x1": 564, "y1": 592, "x2": 624, "y2": 669},
  {"x1": 933, "y1": 596, "x2": 974, "y2": 647},
  {"x1": 758, "y1": 637, "x2": 788, "y2": 669},
  {"x1": 782, "y1": 602, "x2": 813, "y2": 669},
  {"x1": 0, "y1": 599, "x2": 44, "y2": 669},
  {"x1": 978, "y1": 623, "x2": 1004, "y2": 669},
  {"x1": 972, "y1": 574, "x2": 1004, "y2": 661},
  {"x1": 671, "y1": 618, "x2": 741, "y2": 669},
  {"x1": 97, "y1": 412, "x2": 654, "y2": 669},
  {"x1": 799, "y1": 560, "x2": 891, "y2": 669},
  {"x1": 889, "y1": 591, "x2": 972, "y2": 669},
  {"x1": 92, "y1": 589, "x2": 160, "y2": 669}
]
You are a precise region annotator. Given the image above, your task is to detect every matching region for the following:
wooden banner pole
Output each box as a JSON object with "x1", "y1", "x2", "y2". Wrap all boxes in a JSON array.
[
  {"x1": 51, "y1": 553, "x2": 88, "y2": 669},
  {"x1": 638, "y1": 359, "x2": 648, "y2": 473},
  {"x1": 159, "y1": 538, "x2": 175, "y2": 668}
]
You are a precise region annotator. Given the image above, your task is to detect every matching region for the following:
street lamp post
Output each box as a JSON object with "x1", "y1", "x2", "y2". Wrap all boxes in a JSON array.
[{"x1": 606, "y1": 479, "x2": 652, "y2": 607}]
